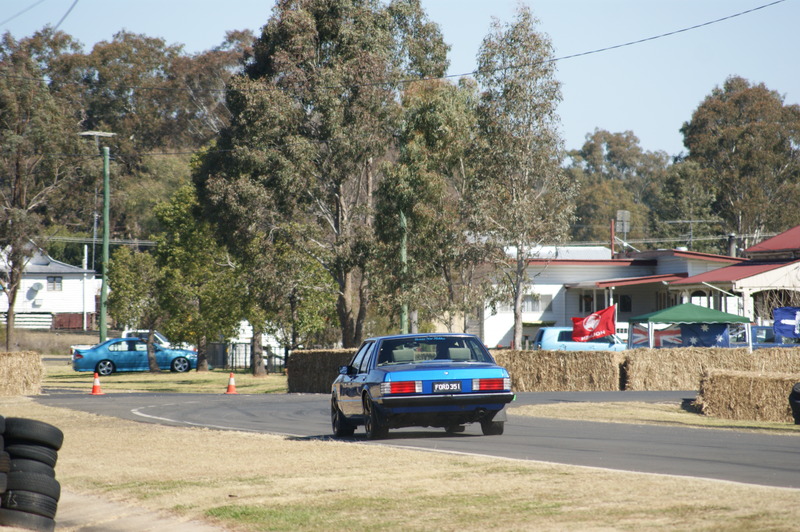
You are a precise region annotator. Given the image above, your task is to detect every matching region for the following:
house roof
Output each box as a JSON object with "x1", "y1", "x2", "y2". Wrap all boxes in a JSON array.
[
  {"x1": 629, "y1": 303, "x2": 750, "y2": 324},
  {"x1": 616, "y1": 248, "x2": 745, "y2": 264},
  {"x1": 669, "y1": 260, "x2": 797, "y2": 286},
  {"x1": 1, "y1": 250, "x2": 93, "y2": 275},
  {"x1": 745, "y1": 226, "x2": 800, "y2": 254},
  {"x1": 566, "y1": 273, "x2": 688, "y2": 289}
]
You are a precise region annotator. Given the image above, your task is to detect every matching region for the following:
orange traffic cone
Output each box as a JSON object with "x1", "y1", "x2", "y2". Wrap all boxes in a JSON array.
[
  {"x1": 90, "y1": 372, "x2": 105, "y2": 395},
  {"x1": 224, "y1": 372, "x2": 238, "y2": 395}
]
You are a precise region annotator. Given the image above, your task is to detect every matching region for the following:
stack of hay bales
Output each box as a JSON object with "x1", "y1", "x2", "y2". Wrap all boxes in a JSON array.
[
  {"x1": 0, "y1": 416, "x2": 64, "y2": 531},
  {"x1": 696, "y1": 370, "x2": 800, "y2": 423},
  {"x1": 623, "y1": 347, "x2": 800, "y2": 391},
  {"x1": 0, "y1": 352, "x2": 43, "y2": 396},
  {"x1": 491, "y1": 349, "x2": 623, "y2": 392},
  {"x1": 287, "y1": 349, "x2": 356, "y2": 393}
]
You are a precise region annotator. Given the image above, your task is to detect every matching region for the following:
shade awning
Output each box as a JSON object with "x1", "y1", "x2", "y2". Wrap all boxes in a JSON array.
[
  {"x1": 565, "y1": 273, "x2": 688, "y2": 289},
  {"x1": 629, "y1": 303, "x2": 750, "y2": 324}
]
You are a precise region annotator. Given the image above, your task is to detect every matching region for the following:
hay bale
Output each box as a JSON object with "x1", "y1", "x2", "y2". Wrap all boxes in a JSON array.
[
  {"x1": 0, "y1": 351, "x2": 44, "y2": 396},
  {"x1": 696, "y1": 370, "x2": 800, "y2": 423},
  {"x1": 492, "y1": 350, "x2": 621, "y2": 392},
  {"x1": 287, "y1": 349, "x2": 356, "y2": 394},
  {"x1": 623, "y1": 347, "x2": 800, "y2": 391}
]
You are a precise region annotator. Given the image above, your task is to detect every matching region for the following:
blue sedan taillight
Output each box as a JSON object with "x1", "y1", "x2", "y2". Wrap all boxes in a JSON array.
[
  {"x1": 381, "y1": 381, "x2": 422, "y2": 394},
  {"x1": 472, "y1": 378, "x2": 510, "y2": 391}
]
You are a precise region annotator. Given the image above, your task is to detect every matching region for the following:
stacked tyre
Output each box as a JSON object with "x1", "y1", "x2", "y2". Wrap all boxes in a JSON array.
[{"x1": 0, "y1": 415, "x2": 63, "y2": 532}]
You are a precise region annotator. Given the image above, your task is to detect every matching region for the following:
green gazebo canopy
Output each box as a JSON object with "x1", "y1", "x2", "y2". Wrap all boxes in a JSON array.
[{"x1": 629, "y1": 303, "x2": 750, "y2": 325}]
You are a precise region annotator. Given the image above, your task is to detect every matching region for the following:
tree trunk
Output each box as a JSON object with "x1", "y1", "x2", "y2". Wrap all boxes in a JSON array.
[
  {"x1": 251, "y1": 330, "x2": 266, "y2": 376},
  {"x1": 147, "y1": 329, "x2": 160, "y2": 372},
  {"x1": 4, "y1": 253, "x2": 24, "y2": 351},
  {"x1": 196, "y1": 335, "x2": 209, "y2": 371}
]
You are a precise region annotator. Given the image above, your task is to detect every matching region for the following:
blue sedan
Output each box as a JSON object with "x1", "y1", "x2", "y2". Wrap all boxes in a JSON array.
[
  {"x1": 72, "y1": 337, "x2": 198, "y2": 375},
  {"x1": 331, "y1": 333, "x2": 515, "y2": 439}
]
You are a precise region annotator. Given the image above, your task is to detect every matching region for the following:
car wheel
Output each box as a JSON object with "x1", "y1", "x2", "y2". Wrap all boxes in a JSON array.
[
  {"x1": 480, "y1": 419, "x2": 504, "y2": 436},
  {"x1": 331, "y1": 399, "x2": 355, "y2": 438},
  {"x1": 362, "y1": 395, "x2": 388, "y2": 440},
  {"x1": 170, "y1": 357, "x2": 190, "y2": 373},
  {"x1": 95, "y1": 359, "x2": 115, "y2": 376}
]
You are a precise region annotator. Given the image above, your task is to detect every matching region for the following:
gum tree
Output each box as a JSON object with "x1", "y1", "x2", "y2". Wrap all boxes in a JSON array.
[{"x1": 474, "y1": 6, "x2": 577, "y2": 349}]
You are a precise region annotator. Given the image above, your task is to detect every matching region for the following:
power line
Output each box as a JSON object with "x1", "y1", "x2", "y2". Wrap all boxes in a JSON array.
[
  {"x1": 53, "y1": 0, "x2": 79, "y2": 31},
  {"x1": 0, "y1": 0, "x2": 47, "y2": 28}
]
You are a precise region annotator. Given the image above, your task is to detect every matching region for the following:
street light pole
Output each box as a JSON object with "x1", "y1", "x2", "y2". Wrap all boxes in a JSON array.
[
  {"x1": 100, "y1": 146, "x2": 110, "y2": 342},
  {"x1": 80, "y1": 131, "x2": 115, "y2": 343}
]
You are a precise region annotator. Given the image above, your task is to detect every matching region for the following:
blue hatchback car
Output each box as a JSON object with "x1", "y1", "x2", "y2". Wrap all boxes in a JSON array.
[
  {"x1": 72, "y1": 337, "x2": 198, "y2": 375},
  {"x1": 331, "y1": 333, "x2": 515, "y2": 439}
]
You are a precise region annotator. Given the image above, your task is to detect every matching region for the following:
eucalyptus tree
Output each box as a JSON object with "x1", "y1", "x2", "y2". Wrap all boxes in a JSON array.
[
  {"x1": 681, "y1": 76, "x2": 800, "y2": 245},
  {"x1": 0, "y1": 33, "x2": 89, "y2": 349},
  {"x1": 566, "y1": 129, "x2": 669, "y2": 244},
  {"x1": 195, "y1": 0, "x2": 449, "y2": 347},
  {"x1": 474, "y1": 6, "x2": 577, "y2": 349},
  {"x1": 375, "y1": 78, "x2": 494, "y2": 332}
]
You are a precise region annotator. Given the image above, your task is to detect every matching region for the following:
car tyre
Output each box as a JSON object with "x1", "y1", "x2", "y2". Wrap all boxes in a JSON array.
[
  {"x1": 7, "y1": 472, "x2": 61, "y2": 500},
  {"x1": 5, "y1": 444, "x2": 58, "y2": 468},
  {"x1": 4, "y1": 418, "x2": 64, "y2": 450},
  {"x1": 1, "y1": 490, "x2": 59, "y2": 519},
  {"x1": 0, "y1": 508, "x2": 55, "y2": 532},
  {"x1": 170, "y1": 357, "x2": 190, "y2": 373},
  {"x1": 9, "y1": 459, "x2": 55, "y2": 478},
  {"x1": 331, "y1": 399, "x2": 355, "y2": 438},
  {"x1": 95, "y1": 359, "x2": 115, "y2": 376},
  {"x1": 480, "y1": 419, "x2": 504, "y2": 436},
  {"x1": 362, "y1": 396, "x2": 388, "y2": 440}
]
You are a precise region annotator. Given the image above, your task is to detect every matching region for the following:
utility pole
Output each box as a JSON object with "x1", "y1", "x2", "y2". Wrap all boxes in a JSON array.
[
  {"x1": 400, "y1": 209, "x2": 408, "y2": 334},
  {"x1": 80, "y1": 131, "x2": 115, "y2": 343},
  {"x1": 100, "y1": 146, "x2": 110, "y2": 342}
]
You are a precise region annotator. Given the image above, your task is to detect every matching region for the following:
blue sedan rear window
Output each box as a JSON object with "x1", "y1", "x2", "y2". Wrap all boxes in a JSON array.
[{"x1": 376, "y1": 337, "x2": 492, "y2": 365}]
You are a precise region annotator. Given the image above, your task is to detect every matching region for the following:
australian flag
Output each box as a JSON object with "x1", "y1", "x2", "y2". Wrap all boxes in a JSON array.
[
  {"x1": 679, "y1": 323, "x2": 730, "y2": 347},
  {"x1": 773, "y1": 307, "x2": 800, "y2": 338}
]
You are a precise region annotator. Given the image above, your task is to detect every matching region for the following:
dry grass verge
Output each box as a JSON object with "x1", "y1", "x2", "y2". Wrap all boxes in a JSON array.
[
  {"x1": 0, "y1": 351, "x2": 43, "y2": 395},
  {"x1": 2, "y1": 397, "x2": 800, "y2": 531}
]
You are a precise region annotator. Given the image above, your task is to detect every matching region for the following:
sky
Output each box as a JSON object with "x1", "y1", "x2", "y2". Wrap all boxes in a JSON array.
[{"x1": 2, "y1": 0, "x2": 798, "y2": 156}]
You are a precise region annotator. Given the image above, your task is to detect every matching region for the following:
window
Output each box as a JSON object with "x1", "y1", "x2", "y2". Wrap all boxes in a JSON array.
[
  {"x1": 618, "y1": 295, "x2": 632, "y2": 313},
  {"x1": 522, "y1": 295, "x2": 553, "y2": 313},
  {"x1": 46, "y1": 276, "x2": 63, "y2": 291},
  {"x1": 580, "y1": 294, "x2": 596, "y2": 313}
]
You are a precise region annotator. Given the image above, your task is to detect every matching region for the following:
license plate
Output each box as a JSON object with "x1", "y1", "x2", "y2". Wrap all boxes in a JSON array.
[{"x1": 433, "y1": 381, "x2": 461, "y2": 393}]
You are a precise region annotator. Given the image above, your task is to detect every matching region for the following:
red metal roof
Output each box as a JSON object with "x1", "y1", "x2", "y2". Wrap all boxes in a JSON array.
[
  {"x1": 566, "y1": 273, "x2": 688, "y2": 289},
  {"x1": 670, "y1": 260, "x2": 797, "y2": 285},
  {"x1": 746, "y1": 226, "x2": 800, "y2": 253}
]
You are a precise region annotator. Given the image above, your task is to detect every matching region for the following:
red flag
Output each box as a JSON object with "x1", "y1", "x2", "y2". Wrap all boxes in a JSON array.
[{"x1": 572, "y1": 305, "x2": 616, "y2": 342}]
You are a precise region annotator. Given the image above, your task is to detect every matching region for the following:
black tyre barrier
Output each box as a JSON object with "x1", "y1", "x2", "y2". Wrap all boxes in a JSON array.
[
  {"x1": 5, "y1": 443, "x2": 58, "y2": 468},
  {"x1": 789, "y1": 382, "x2": 800, "y2": 425},
  {"x1": 0, "y1": 472, "x2": 6, "y2": 493},
  {"x1": 0, "y1": 507, "x2": 55, "y2": 532},
  {"x1": 8, "y1": 459, "x2": 55, "y2": 478},
  {"x1": 0, "y1": 413, "x2": 5, "y2": 434},
  {"x1": 6, "y1": 472, "x2": 61, "y2": 501},
  {"x1": 2, "y1": 490, "x2": 58, "y2": 519},
  {"x1": 0, "y1": 451, "x2": 9, "y2": 473},
  {"x1": 3, "y1": 418, "x2": 63, "y2": 450}
]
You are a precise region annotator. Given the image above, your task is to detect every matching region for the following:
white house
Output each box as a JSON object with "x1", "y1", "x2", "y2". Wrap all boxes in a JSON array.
[
  {"x1": 0, "y1": 249, "x2": 97, "y2": 330},
  {"x1": 480, "y1": 246, "x2": 750, "y2": 348}
]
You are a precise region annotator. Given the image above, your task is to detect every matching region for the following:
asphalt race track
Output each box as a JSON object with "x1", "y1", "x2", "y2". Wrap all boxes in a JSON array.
[{"x1": 35, "y1": 390, "x2": 800, "y2": 489}]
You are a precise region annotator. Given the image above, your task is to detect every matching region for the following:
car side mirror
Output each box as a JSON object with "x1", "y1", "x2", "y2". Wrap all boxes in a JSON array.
[{"x1": 339, "y1": 365, "x2": 350, "y2": 376}]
